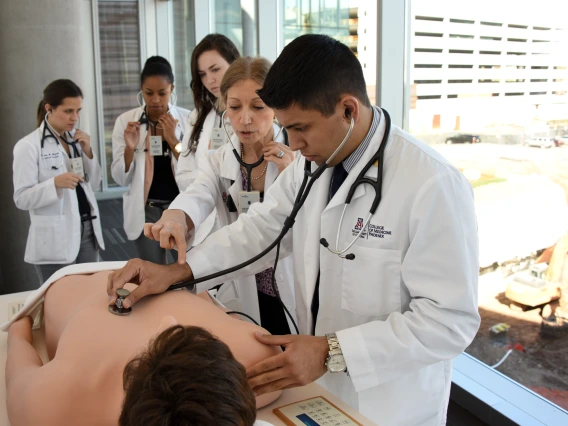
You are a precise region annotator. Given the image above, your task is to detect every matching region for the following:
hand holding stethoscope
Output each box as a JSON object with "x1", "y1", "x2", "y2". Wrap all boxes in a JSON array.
[
  {"x1": 262, "y1": 140, "x2": 294, "y2": 174},
  {"x1": 73, "y1": 129, "x2": 93, "y2": 158},
  {"x1": 54, "y1": 172, "x2": 84, "y2": 190},
  {"x1": 124, "y1": 122, "x2": 141, "y2": 151},
  {"x1": 157, "y1": 113, "x2": 180, "y2": 150}
]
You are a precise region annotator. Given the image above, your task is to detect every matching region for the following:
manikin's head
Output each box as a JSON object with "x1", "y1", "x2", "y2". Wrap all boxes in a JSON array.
[
  {"x1": 258, "y1": 34, "x2": 372, "y2": 166},
  {"x1": 119, "y1": 325, "x2": 256, "y2": 426}
]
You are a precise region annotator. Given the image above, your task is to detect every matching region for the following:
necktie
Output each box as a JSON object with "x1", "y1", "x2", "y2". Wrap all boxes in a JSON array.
[
  {"x1": 311, "y1": 164, "x2": 349, "y2": 333},
  {"x1": 328, "y1": 163, "x2": 348, "y2": 201}
]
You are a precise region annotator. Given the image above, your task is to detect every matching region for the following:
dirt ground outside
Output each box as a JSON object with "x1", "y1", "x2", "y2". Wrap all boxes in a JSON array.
[
  {"x1": 440, "y1": 143, "x2": 568, "y2": 411},
  {"x1": 466, "y1": 271, "x2": 568, "y2": 410}
]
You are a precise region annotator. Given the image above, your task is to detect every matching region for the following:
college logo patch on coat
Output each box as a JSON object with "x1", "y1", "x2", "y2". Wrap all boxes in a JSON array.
[{"x1": 352, "y1": 217, "x2": 392, "y2": 239}]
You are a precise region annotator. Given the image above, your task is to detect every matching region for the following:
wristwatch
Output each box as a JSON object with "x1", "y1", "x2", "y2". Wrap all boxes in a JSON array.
[{"x1": 325, "y1": 333, "x2": 348, "y2": 374}]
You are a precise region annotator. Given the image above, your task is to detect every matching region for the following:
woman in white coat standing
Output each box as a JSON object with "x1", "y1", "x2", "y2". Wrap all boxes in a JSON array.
[
  {"x1": 111, "y1": 57, "x2": 190, "y2": 264},
  {"x1": 147, "y1": 57, "x2": 296, "y2": 335},
  {"x1": 13, "y1": 79, "x2": 105, "y2": 283},
  {"x1": 176, "y1": 34, "x2": 240, "y2": 191},
  {"x1": 175, "y1": 35, "x2": 240, "y2": 245}
]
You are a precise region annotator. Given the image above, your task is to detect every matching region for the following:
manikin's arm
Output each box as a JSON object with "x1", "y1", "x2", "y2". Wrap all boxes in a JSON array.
[
  {"x1": 6, "y1": 316, "x2": 42, "y2": 382},
  {"x1": 6, "y1": 316, "x2": 43, "y2": 425}
]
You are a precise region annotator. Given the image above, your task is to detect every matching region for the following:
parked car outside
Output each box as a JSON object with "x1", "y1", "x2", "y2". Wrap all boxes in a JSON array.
[
  {"x1": 445, "y1": 134, "x2": 482, "y2": 144},
  {"x1": 526, "y1": 137, "x2": 554, "y2": 148}
]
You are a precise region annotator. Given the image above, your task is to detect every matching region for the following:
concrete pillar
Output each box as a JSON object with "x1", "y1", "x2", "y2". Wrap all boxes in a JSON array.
[
  {"x1": 0, "y1": 0, "x2": 98, "y2": 294},
  {"x1": 241, "y1": 0, "x2": 256, "y2": 56}
]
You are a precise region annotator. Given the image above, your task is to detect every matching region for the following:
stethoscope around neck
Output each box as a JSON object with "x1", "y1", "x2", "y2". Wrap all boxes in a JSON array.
[
  {"x1": 41, "y1": 112, "x2": 82, "y2": 168},
  {"x1": 220, "y1": 110, "x2": 284, "y2": 192},
  {"x1": 319, "y1": 108, "x2": 391, "y2": 260},
  {"x1": 136, "y1": 91, "x2": 177, "y2": 131}
]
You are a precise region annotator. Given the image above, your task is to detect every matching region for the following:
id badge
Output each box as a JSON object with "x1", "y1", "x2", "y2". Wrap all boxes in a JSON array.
[
  {"x1": 70, "y1": 157, "x2": 84, "y2": 178},
  {"x1": 210, "y1": 127, "x2": 226, "y2": 150},
  {"x1": 150, "y1": 136, "x2": 163, "y2": 156},
  {"x1": 238, "y1": 190, "x2": 260, "y2": 215}
]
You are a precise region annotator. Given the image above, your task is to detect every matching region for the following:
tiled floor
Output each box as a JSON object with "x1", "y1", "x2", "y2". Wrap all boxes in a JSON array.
[
  {"x1": 98, "y1": 199, "x2": 488, "y2": 425},
  {"x1": 98, "y1": 199, "x2": 138, "y2": 261}
]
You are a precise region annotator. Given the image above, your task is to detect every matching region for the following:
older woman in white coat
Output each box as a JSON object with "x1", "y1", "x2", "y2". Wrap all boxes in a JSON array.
[
  {"x1": 146, "y1": 57, "x2": 296, "y2": 335},
  {"x1": 13, "y1": 79, "x2": 104, "y2": 284},
  {"x1": 111, "y1": 56, "x2": 190, "y2": 264}
]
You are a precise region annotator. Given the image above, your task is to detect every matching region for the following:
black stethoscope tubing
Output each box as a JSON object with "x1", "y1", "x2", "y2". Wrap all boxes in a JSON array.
[
  {"x1": 41, "y1": 118, "x2": 88, "y2": 182},
  {"x1": 221, "y1": 110, "x2": 285, "y2": 192},
  {"x1": 167, "y1": 108, "x2": 391, "y2": 334}
]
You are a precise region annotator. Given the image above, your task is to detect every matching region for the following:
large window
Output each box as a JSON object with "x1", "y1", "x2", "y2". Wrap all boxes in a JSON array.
[
  {"x1": 282, "y1": 0, "x2": 377, "y2": 104},
  {"x1": 409, "y1": 0, "x2": 568, "y2": 411},
  {"x1": 213, "y1": 0, "x2": 258, "y2": 56},
  {"x1": 172, "y1": 0, "x2": 196, "y2": 110},
  {"x1": 97, "y1": 0, "x2": 141, "y2": 188}
]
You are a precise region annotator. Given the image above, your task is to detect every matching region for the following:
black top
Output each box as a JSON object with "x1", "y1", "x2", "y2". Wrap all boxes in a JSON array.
[
  {"x1": 76, "y1": 181, "x2": 91, "y2": 217},
  {"x1": 147, "y1": 140, "x2": 180, "y2": 202},
  {"x1": 64, "y1": 147, "x2": 91, "y2": 218}
]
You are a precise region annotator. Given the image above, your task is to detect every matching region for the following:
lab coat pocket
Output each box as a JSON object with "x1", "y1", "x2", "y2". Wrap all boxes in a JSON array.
[
  {"x1": 29, "y1": 215, "x2": 69, "y2": 263},
  {"x1": 341, "y1": 247, "x2": 401, "y2": 317}
]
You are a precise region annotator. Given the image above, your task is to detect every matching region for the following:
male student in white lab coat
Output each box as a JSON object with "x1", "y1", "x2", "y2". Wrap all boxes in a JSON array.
[{"x1": 108, "y1": 34, "x2": 480, "y2": 425}]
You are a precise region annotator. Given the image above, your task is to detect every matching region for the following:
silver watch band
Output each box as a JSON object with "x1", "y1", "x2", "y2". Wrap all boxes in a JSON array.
[{"x1": 326, "y1": 333, "x2": 341, "y2": 353}]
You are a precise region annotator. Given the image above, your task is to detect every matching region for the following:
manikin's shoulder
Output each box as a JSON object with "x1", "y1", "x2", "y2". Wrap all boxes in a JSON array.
[{"x1": 8, "y1": 360, "x2": 120, "y2": 426}]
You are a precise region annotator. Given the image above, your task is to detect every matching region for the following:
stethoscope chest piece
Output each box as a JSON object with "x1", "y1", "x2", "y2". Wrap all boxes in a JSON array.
[{"x1": 109, "y1": 288, "x2": 132, "y2": 316}]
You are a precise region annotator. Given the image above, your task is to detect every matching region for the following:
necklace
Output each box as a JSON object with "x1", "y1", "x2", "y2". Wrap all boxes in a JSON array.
[{"x1": 241, "y1": 145, "x2": 268, "y2": 180}]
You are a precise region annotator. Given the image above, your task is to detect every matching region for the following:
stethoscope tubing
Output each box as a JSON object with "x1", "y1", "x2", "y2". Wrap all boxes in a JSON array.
[
  {"x1": 221, "y1": 110, "x2": 285, "y2": 192},
  {"x1": 167, "y1": 110, "x2": 361, "y2": 291},
  {"x1": 324, "y1": 108, "x2": 391, "y2": 256},
  {"x1": 167, "y1": 108, "x2": 390, "y2": 335}
]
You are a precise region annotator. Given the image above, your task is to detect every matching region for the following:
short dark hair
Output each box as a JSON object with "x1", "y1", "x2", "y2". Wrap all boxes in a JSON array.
[
  {"x1": 258, "y1": 34, "x2": 371, "y2": 117},
  {"x1": 119, "y1": 325, "x2": 256, "y2": 426},
  {"x1": 141, "y1": 56, "x2": 174, "y2": 86}
]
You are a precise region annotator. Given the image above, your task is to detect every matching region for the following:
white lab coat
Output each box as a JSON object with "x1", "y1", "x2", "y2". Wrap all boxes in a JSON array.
[
  {"x1": 13, "y1": 122, "x2": 105, "y2": 264},
  {"x1": 111, "y1": 105, "x2": 190, "y2": 240},
  {"x1": 175, "y1": 108, "x2": 219, "y2": 245},
  {"x1": 184, "y1": 110, "x2": 480, "y2": 425},
  {"x1": 169, "y1": 123, "x2": 297, "y2": 329},
  {"x1": 175, "y1": 108, "x2": 218, "y2": 191}
]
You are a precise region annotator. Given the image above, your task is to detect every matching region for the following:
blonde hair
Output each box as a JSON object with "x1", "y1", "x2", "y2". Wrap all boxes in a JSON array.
[{"x1": 220, "y1": 56, "x2": 272, "y2": 106}]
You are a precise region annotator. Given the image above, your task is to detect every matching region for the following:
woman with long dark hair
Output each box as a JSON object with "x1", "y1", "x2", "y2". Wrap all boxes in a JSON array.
[
  {"x1": 111, "y1": 56, "x2": 190, "y2": 264},
  {"x1": 13, "y1": 79, "x2": 104, "y2": 283},
  {"x1": 176, "y1": 34, "x2": 240, "y2": 191}
]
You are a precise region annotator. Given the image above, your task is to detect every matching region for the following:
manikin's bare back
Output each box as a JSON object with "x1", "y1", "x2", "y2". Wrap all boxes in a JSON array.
[{"x1": 7, "y1": 271, "x2": 280, "y2": 426}]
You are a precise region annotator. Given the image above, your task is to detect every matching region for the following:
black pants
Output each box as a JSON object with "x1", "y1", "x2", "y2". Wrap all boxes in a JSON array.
[{"x1": 258, "y1": 291, "x2": 291, "y2": 335}]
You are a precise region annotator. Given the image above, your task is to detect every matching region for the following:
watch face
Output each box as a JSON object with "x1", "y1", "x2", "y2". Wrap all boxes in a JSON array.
[{"x1": 328, "y1": 354, "x2": 346, "y2": 373}]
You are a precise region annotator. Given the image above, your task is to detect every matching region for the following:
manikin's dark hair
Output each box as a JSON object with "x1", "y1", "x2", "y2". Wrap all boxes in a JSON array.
[
  {"x1": 36, "y1": 79, "x2": 83, "y2": 127},
  {"x1": 119, "y1": 325, "x2": 256, "y2": 426},
  {"x1": 258, "y1": 34, "x2": 371, "y2": 116}
]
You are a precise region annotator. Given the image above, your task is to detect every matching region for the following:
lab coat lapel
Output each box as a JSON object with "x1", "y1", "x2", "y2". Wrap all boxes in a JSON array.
[
  {"x1": 301, "y1": 160, "x2": 333, "y2": 332},
  {"x1": 264, "y1": 123, "x2": 284, "y2": 190},
  {"x1": 221, "y1": 135, "x2": 242, "y2": 205}
]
